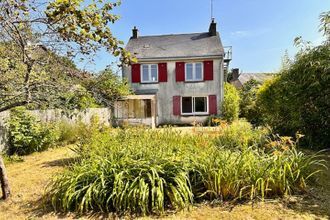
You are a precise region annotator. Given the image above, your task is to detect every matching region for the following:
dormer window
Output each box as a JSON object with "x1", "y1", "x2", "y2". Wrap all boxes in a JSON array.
[
  {"x1": 185, "y1": 63, "x2": 203, "y2": 82},
  {"x1": 141, "y1": 64, "x2": 158, "y2": 83}
]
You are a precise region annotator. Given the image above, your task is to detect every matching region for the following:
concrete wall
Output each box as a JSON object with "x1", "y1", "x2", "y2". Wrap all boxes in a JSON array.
[
  {"x1": 123, "y1": 58, "x2": 224, "y2": 125},
  {"x1": 0, "y1": 108, "x2": 112, "y2": 152}
]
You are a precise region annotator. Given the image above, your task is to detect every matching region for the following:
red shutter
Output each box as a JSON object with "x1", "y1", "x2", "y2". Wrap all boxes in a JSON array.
[
  {"x1": 208, "y1": 95, "x2": 217, "y2": 115},
  {"x1": 173, "y1": 96, "x2": 181, "y2": 116},
  {"x1": 158, "y1": 63, "x2": 167, "y2": 82},
  {"x1": 204, "y1": 60, "x2": 213, "y2": 81},
  {"x1": 131, "y1": 64, "x2": 140, "y2": 83},
  {"x1": 176, "y1": 62, "x2": 185, "y2": 82}
]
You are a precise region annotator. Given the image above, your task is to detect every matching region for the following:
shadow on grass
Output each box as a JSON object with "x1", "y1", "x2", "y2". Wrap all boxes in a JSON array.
[{"x1": 41, "y1": 157, "x2": 79, "y2": 168}]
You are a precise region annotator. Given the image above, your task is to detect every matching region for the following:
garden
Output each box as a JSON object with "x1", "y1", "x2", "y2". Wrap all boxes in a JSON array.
[
  {"x1": 0, "y1": 1, "x2": 329, "y2": 218},
  {"x1": 0, "y1": 106, "x2": 329, "y2": 219}
]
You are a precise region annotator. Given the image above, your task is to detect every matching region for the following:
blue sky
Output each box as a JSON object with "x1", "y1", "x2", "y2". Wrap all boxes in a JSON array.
[{"x1": 82, "y1": 0, "x2": 329, "y2": 73}]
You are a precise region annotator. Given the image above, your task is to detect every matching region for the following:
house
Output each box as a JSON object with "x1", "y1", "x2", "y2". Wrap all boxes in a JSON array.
[
  {"x1": 116, "y1": 19, "x2": 230, "y2": 127},
  {"x1": 230, "y1": 68, "x2": 274, "y2": 89}
]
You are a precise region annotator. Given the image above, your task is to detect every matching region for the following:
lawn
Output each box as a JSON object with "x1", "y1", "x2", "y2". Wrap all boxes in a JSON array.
[{"x1": 0, "y1": 143, "x2": 329, "y2": 219}]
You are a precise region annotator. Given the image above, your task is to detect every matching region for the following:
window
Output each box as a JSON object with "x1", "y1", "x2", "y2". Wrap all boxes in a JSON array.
[
  {"x1": 185, "y1": 63, "x2": 203, "y2": 81},
  {"x1": 141, "y1": 64, "x2": 158, "y2": 83},
  {"x1": 181, "y1": 96, "x2": 208, "y2": 115}
]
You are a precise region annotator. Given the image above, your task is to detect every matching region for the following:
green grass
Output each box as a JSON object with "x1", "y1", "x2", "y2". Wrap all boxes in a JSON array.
[{"x1": 47, "y1": 122, "x2": 326, "y2": 216}]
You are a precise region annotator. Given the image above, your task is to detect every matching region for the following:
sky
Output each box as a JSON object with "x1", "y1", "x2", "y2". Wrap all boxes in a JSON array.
[{"x1": 81, "y1": 0, "x2": 329, "y2": 73}]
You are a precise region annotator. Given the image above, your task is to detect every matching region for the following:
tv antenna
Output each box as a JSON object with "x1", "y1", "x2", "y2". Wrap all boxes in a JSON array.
[{"x1": 211, "y1": 0, "x2": 214, "y2": 20}]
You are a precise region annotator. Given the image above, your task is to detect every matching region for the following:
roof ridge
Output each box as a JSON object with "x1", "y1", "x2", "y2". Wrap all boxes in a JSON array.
[{"x1": 133, "y1": 32, "x2": 211, "y2": 39}]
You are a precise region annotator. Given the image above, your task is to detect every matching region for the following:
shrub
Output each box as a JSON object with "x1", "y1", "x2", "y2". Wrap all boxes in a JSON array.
[
  {"x1": 47, "y1": 126, "x2": 324, "y2": 215},
  {"x1": 257, "y1": 44, "x2": 330, "y2": 149},
  {"x1": 56, "y1": 120, "x2": 88, "y2": 145},
  {"x1": 7, "y1": 107, "x2": 60, "y2": 155},
  {"x1": 221, "y1": 83, "x2": 240, "y2": 122},
  {"x1": 239, "y1": 79, "x2": 263, "y2": 124},
  {"x1": 214, "y1": 120, "x2": 269, "y2": 150}
]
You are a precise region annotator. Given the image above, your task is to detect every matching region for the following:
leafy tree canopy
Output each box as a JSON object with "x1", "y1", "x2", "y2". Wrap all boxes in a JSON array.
[
  {"x1": 256, "y1": 11, "x2": 330, "y2": 149},
  {"x1": 0, "y1": 0, "x2": 134, "y2": 112}
]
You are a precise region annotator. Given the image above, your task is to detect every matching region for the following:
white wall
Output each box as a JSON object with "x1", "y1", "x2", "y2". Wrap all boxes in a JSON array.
[{"x1": 123, "y1": 58, "x2": 224, "y2": 125}]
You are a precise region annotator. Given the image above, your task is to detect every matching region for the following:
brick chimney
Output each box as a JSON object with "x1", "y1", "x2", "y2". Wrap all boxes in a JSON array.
[
  {"x1": 209, "y1": 18, "x2": 217, "y2": 36},
  {"x1": 132, "y1": 26, "x2": 138, "y2": 39},
  {"x1": 232, "y1": 68, "x2": 240, "y2": 80}
]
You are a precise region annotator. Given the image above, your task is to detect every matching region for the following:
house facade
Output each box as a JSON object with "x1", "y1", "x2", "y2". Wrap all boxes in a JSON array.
[{"x1": 121, "y1": 20, "x2": 226, "y2": 126}]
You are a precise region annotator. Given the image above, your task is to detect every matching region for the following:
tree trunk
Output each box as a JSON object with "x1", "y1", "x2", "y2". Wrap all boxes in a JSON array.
[
  {"x1": 0, "y1": 155, "x2": 10, "y2": 200},
  {"x1": 24, "y1": 63, "x2": 32, "y2": 104}
]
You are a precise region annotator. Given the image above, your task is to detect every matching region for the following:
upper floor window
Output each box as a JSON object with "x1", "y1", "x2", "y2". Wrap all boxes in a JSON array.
[
  {"x1": 185, "y1": 63, "x2": 203, "y2": 81},
  {"x1": 141, "y1": 64, "x2": 158, "y2": 83}
]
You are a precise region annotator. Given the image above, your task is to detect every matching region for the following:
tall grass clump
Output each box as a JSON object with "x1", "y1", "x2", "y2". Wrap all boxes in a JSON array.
[
  {"x1": 47, "y1": 125, "x2": 325, "y2": 216},
  {"x1": 214, "y1": 120, "x2": 269, "y2": 150}
]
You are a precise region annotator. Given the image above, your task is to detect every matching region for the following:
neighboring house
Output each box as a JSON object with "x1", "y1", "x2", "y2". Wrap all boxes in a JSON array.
[
  {"x1": 230, "y1": 68, "x2": 274, "y2": 89},
  {"x1": 118, "y1": 20, "x2": 230, "y2": 126}
]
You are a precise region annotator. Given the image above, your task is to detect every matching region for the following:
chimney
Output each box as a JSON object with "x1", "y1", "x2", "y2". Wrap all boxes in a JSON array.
[
  {"x1": 132, "y1": 26, "x2": 138, "y2": 39},
  {"x1": 232, "y1": 68, "x2": 240, "y2": 80},
  {"x1": 209, "y1": 18, "x2": 217, "y2": 36}
]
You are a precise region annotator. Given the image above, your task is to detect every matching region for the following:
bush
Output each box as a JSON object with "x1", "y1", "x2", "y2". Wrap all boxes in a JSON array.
[
  {"x1": 7, "y1": 107, "x2": 60, "y2": 155},
  {"x1": 221, "y1": 83, "x2": 240, "y2": 122},
  {"x1": 47, "y1": 126, "x2": 324, "y2": 215},
  {"x1": 257, "y1": 44, "x2": 330, "y2": 149},
  {"x1": 56, "y1": 120, "x2": 89, "y2": 145},
  {"x1": 214, "y1": 120, "x2": 269, "y2": 150}
]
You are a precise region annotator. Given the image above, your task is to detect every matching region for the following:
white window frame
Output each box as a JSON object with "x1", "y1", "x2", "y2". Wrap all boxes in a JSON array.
[
  {"x1": 185, "y1": 62, "x2": 203, "y2": 82},
  {"x1": 141, "y1": 64, "x2": 158, "y2": 83},
  {"x1": 181, "y1": 96, "x2": 208, "y2": 115}
]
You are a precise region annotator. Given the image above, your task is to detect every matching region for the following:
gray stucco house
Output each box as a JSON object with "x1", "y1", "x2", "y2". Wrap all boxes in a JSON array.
[{"x1": 117, "y1": 20, "x2": 229, "y2": 126}]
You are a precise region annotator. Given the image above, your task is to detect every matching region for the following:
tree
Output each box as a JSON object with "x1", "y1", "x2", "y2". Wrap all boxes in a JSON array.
[
  {"x1": 0, "y1": 157, "x2": 10, "y2": 199},
  {"x1": 239, "y1": 79, "x2": 262, "y2": 124},
  {"x1": 256, "y1": 11, "x2": 330, "y2": 149},
  {"x1": 0, "y1": 0, "x2": 134, "y2": 112},
  {"x1": 86, "y1": 68, "x2": 131, "y2": 107},
  {"x1": 0, "y1": 0, "x2": 134, "y2": 200}
]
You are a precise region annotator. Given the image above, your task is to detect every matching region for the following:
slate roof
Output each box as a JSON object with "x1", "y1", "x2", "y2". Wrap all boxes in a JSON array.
[
  {"x1": 126, "y1": 32, "x2": 224, "y2": 60},
  {"x1": 238, "y1": 73, "x2": 274, "y2": 85},
  {"x1": 231, "y1": 73, "x2": 275, "y2": 89}
]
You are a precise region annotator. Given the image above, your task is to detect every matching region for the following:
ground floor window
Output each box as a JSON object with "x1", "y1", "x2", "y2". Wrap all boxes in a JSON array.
[{"x1": 181, "y1": 96, "x2": 208, "y2": 115}]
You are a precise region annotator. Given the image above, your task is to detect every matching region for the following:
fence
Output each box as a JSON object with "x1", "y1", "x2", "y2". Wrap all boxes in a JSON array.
[{"x1": 0, "y1": 108, "x2": 112, "y2": 152}]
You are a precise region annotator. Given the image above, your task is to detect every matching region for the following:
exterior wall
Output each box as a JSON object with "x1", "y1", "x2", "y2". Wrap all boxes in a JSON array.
[{"x1": 123, "y1": 58, "x2": 224, "y2": 125}]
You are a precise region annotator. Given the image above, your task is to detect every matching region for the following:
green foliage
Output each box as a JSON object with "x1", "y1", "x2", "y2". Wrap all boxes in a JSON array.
[
  {"x1": 222, "y1": 83, "x2": 240, "y2": 122},
  {"x1": 214, "y1": 120, "x2": 269, "y2": 150},
  {"x1": 0, "y1": 42, "x2": 98, "y2": 112},
  {"x1": 239, "y1": 79, "x2": 263, "y2": 124},
  {"x1": 58, "y1": 85, "x2": 99, "y2": 111},
  {"x1": 0, "y1": 0, "x2": 134, "y2": 112},
  {"x1": 319, "y1": 11, "x2": 330, "y2": 43},
  {"x1": 257, "y1": 44, "x2": 330, "y2": 149},
  {"x1": 1, "y1": 153, "x2": 24, "y2": 165},
  {"x1": 86, "y1": 69, "x2": 131, "y2": 106},
  {"x1": 45, "y1": 0, "x2": 135, "y2": 64},
  {"x1": 7, "y1": 108, "x2": 60, "y2": 155},
  {"x1": 56, "y1": 120, "x2": 88, "y2": 145},
  {"x1": 47, "y1": 125, "x2": 324, "y2": 215}
]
